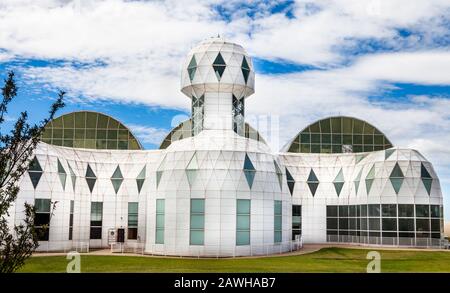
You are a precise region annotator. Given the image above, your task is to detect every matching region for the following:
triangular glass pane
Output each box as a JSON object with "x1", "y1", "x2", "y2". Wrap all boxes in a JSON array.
[
  {"x1": 308, "y1": 182, "x2": 319, "y2": 196},
  {"x1": 111, "y1": 178, "x2": 123, "y2": 194},
  {"x1": 213, "y1": 53, "x2": 226, "y2": 80},
  {"x1": 355, "y1": 154, "x2": 367, "y2": 163},
  {"x1": 333, "y1": 182, "x2": 344, "y2": 196},
  {"x1": 287, "y1": 182, "x2": 295, "y2": 195},
  {"x1": 244, "y1": 170, "x2": 256, "y2": 189},
  {"x1": 307, "y1": 169, "x2": 318, "y2": 182},
  {"x1": 286, "y1": 167, "x2": 294, "y2": 181},
  {"x1": 422, "y1": 178, "x2": 432, "y2": 195},
  {"x1": 188, "y1": 61, "x2": 197, "y2": 81},
  {"x1": 241, "y1": 57, "x2": 250, "y2": 83},
  {"x1": 365, "y1": 178, "x2": 374, "y2": 195},
  {"x1": 68, "y1": 162, "x2": 76, "y2": 191},
  {"x1": 56, "y1": 159, "x2": 67, "y2": 190},
  {"x1": 420, "y1": 163, "x2": 431, "y2": 179},
  {"x1": 243, "y1": 154, "x2": 255, "y2": 171},
  {"x1": 333, "y1": 168, "x2": 344, "y2": 183},
  {"x1": 285, "y1": 167, "x2": 295, "y2": 196},
  {"x1": 188, "y1": 55, "x2": 197, "y2": 81},
  {"x1": 213, "y1": 65, "x2": 225, "y2": 80},
  {"x1": 86, "y1": 178, "x2": 96, "y2": 193},
  {"x1": 29, "y1": 157, "x2": 42, "y2": 171},
  {"x1": 366, "y1": 165, "x2": 375, "y2": 180},
  {"x1": 390, "y1": 178, "x2": 403, "y2": 194},
  {"x1": 390, "y1": 163, "x2": 404, "y2": 178},
  {"x1": 186, "y1": 169, "x2": 197, "y2": 187},
  {"x1": 136, "y1": 178, "x2": 145, "y2": 193},
  {"x1": 57, "y1": 159, "x2": 66, "y2": 175},
  {"x1": 86, "y1": 164, "x2": 96, "y2": 178},
  {"x1": 29, "y1": 171, "x2": 42, "y2": 189},
  {"x1": 213, "y1": 52, "x2": 226, "y2": 65},
  {"x1": 111, "y1": 165, "x2": 123, "y2": 179},
  {"x1": 242, "y1": 56, "x2": 250, "y2": 70},
  {"x1": 137, "y1": 165, "x2": 146, "y2": 180},
  {"x1": 136, "y1": 166, "x2": 146, "y2": 193},
  {"x1": 58, "y1": 173, "x2": 67, "y2": 190},
  {"x1": 187, "y1": 153, "x2": 198, "y2": 170},
  {"x1": 188, "y1": 55, "x2": 197, "y2": 68},
  {"x1": 156, "y1": 171, "x2": 163, "y2": 188},
  {"x1": 385, "y1": 149, "x2": 395, "y2": 160}
]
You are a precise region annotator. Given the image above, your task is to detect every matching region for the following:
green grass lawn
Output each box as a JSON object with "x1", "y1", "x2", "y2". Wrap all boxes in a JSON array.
[{"x1": 19, "y1": 247, "x2": 450, "y2": 273}]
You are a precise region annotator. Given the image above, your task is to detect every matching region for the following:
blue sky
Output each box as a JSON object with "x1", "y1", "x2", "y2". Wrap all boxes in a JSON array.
[{"x1": 0, "y1": 0, "x2": 449, "y2": 219}]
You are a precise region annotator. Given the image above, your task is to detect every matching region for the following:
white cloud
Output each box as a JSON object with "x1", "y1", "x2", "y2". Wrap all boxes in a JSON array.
[
  {"x1": 237, "y1": 0, "x2": 450, "y2": 65},
  {"x1": 0, "y1": 51, "x2": 14, "y2": 62},
  {"x1": 127, "y1": 124, "x2": 169, "y2": 147}
]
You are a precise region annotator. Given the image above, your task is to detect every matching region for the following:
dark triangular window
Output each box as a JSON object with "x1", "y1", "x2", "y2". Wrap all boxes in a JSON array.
[
  {"x1": 57, "y1": 159, "x2": 67, "y2": 190},
  {"x1": 385, "y1": 149, "x2": 395, "y2": 160},
  {"x1": 110, "y1": 165, "x2": 123, "y2": 194},
  {"x1": 28, "y1": 157, "x2": 43, "y2": 189},
  {"x1": 68, "y1": 162, "x2": 76, "y2": 191},
  {"x1": 365, "y1": 165, "x2": 375, "y2": 195},
  {"x1": 285, "y1": 167, "x2": 295, "y2": 196},
  {"x1": 213, "y1": 52, "x2": 226, "y2": 80},
  {"x1": 85, "y1": 164, "x2": 96, "y2": 193},
  {"x1": 136, "y1": 165, "x2": 146, "y2": 194},
  {"x1": 333, "y1": 168, "x2": 345, "y2": 197},
  {"x1": 307, "y1": 169, "x2": 319, "y2": 196},
  {"x1": 243, "y1": 153, "x2": 256, "y2": 189},
  {"x1": 156, "y1": 171, "x2": 163, "y2": 188},
  {"x1": 420, "y1": 163, "x2": 432, "y2": 196},
  {"x1": 241, "y1": 57, "x2": 250, "y2": 83},
  {"x1": 389, "y1": 163, "x2": 404, "y2": 195},
  {"x1": 187, "y1": 55, "x2": 197, "y2": 81}
]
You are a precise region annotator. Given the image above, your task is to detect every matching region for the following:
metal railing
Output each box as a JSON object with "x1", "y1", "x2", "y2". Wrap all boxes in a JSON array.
[
  {"x1": 35, "y1": 241, "x2": 90, "y2": 253},
  {"x1": 110, "y1": 242, "x2": 145, "y2": 254},
  {"x1": 327, "y1": 235, "x2": 447, "y2": 248},
  {"x1": 144, "y1": 239, "x2": 303, "y2": 258}
]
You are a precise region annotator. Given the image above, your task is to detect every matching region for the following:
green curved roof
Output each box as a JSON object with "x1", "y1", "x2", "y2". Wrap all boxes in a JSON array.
[
  {"x1": 159, "y1": 119, "x2": 266, "y2": 149},
  {"x1": 41, "y1": 111, "x2": 142, "y2": 150},
  {"x1": 284, "y1": 116, "x2": 393, "y2": 154}
]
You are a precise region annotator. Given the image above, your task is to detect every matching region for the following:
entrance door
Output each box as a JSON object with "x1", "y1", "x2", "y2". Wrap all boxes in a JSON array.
[{"x1": 117, "y1": 228, "x2": 125, "y2": 243}]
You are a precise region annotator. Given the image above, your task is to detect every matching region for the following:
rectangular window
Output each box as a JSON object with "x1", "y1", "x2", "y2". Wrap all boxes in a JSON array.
[
  {"x1": 128, "y1": 202, "x2": 138, "y2": 240},
  {"x1": 368, "y1": 204, "x2": 380, "y2": 217},
  {"x1": 398, "y1": 204, "x2": 414, "y2": 217},
  {"x1": 382, "y1": 204, "x2": 397, "y2": 217},
  {"x1": 274, "y1": 200, "x2": 282, "y2": 243},
  {"x1": 155, "y1": 199, "x2": 165, "y2": 244},
  {"x1": 292, "y1": 205, "x2": 301, "y2": 240},
  {"x1": 399, "y1": 218, "x2": 414, "y2": 231},
  {"x1": 236, "y1": 199, "x2": 250, "y2": 245},
  {"x1": 90, "y1": 202, "x2": 103, "y2": 239},
  {"x1": 69, "y1": 200, "x2": 74, "y2": 240},
  {"x1": 430, "y1": 205, "x2": 440, "y2": 218},
  {"x1": 326, "y1": 205, "x2": 338, "y2": 217},
  {"x1": 190, "y1": 199, "x2": 205, "y2": 245},
  {"x1": 415, "y1": 205, "x2": 429, "y2": 218},
  {"x1": 35, "y1": 199, "x2": 51, "y2": 241}
]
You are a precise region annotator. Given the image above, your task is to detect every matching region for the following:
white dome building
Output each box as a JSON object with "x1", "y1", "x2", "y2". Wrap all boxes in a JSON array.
[{"x1": 7, "y1": 38, "x2": 445, "y2": 256}]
